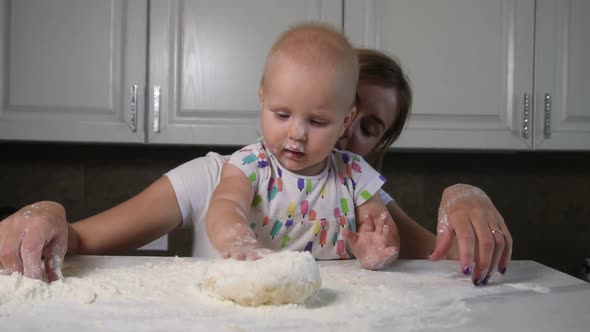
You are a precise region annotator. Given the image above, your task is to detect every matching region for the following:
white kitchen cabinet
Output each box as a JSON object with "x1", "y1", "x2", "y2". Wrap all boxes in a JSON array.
[
  {"x1": 345, "y1": 0, "x2": 536, "y2": 150},
  {"x1": 0, "y1": 0, "x2": 147, "y2": 143},
  {"x1": 146, "y1": 0, "x2": 342, "y2": 145},
  {"x1": 345, "y1": 0, "x2": 590, "y2": 150},
  {"x1": 533, "y1": 0, "x2": 590, "y2": 150},
  {"x1": 2, "y1": 0, "x2": 587, "y2": 150},
  {"x1": 0, "y1": 0, "x2": 342, "y2": 145}
]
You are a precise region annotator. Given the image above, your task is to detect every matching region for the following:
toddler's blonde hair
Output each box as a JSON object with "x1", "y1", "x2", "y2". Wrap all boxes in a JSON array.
[{"x1": 261, "y1": 22, "x2": 359, "y2": 108}]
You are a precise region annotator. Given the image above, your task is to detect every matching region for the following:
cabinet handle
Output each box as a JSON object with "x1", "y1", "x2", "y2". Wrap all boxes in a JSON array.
[
  {"x1": 544, "y1": 93, "x2": 551, "y2": 139},
  {"x1": 129, "y1": 85, "x2": 138, "y2": 132},
  {"x1": 521, "y1": 93, "x2": 530, "y2": 139},
  {"x1": 153, "y1": 86, "x2": 161, "y2": 133}
]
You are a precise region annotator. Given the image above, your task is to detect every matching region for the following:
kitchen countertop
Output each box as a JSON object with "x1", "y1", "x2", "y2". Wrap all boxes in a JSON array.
[{"x1": 1, "y1": 255, "x2": 589, "y2": 331}]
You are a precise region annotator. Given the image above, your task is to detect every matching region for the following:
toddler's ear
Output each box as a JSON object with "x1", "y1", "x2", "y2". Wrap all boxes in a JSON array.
[
  {"x1": 258, "y1": 88, "x2": 264, "y2": 108},
  {"x1": 341, "y1": 104, "x2": 357, "y2": 134}
]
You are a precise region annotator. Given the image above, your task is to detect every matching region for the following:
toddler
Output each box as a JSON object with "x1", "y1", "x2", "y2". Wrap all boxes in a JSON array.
[{"x1": 205, "y1": 23, "x2": 399, "y2": 269}]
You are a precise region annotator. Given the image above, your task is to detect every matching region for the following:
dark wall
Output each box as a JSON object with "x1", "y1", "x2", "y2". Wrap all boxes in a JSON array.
[{"x1": 1, "y1": 142, "x2": 589, "y2": 280}]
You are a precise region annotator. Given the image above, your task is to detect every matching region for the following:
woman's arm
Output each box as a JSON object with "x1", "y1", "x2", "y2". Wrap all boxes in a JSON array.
[
  {"x1": 70, "y1": 176, "x2": 183, "y2": 255},
  {"x1": 0, "y1": 176, "x2": 182, "y2": 282},
  {"x1": 430, "y1": 184, "x2": 512, "y2": 285},
  {"x1": 388, "y1": 183, "x2": 512, "y2": 286},
  {"x1": 0, "y1": 201, "x2": 67, "y2": 281},
  {"x1": 387, "y1": 200, "x2": 436, "y2": 259},
  {"x1": 386, "y1": 200, "x2": 460, "y2": 260}
]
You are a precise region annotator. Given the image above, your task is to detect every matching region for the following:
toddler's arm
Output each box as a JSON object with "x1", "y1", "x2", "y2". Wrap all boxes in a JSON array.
[
  {"x1": 343, "y1": 194, "x2": 400, "y2": 270},
  {"x1": 205, "y1": 164, "x2": 270, "y2": 260}
]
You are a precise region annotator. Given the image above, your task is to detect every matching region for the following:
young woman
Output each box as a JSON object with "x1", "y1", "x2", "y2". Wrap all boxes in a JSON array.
[
  {"x1": 0, "y1": 49, "x2": 511, "y2": 286},
  {"x1": 342, "y1": 49, "x2": 511, "y2": 285}
]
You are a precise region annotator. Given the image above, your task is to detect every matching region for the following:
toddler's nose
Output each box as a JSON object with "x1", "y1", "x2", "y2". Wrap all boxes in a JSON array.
[{"x1": 288, "y1": 121, "x2": 307, "y2": 141}]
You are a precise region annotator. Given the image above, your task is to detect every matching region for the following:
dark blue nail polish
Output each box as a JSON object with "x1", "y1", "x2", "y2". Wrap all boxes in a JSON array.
[
  {"x1": 463, "y1": 266, "x2": 472, "y2": 276},
  {"x1": 473, "y1": 278, "x2": 483, "y2": 286},
  {"x1": 499, "y1": 267, "x2": 507, "y2": 275},
  {"x1": 482, "y1": 274, "x2": 491, "y2": 285}
]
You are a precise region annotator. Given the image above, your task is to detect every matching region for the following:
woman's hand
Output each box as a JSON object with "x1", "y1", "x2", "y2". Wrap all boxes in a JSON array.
[
  {"x1": 0, "y1": 201, "x2": 68, "y2": 282},
  {"x1": 429, "y1": 184, "x2": 512, "y2": 285},
  {"x1": 344, "y1": 210, "x2": 400, "y2": 270}
]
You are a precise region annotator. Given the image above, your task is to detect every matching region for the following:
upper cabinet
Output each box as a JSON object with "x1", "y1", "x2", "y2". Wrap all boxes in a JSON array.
[
  {"x1": 1, "y1": 0, "x2": 588, "y2": 150},
  {"x1": 345, "y1": 0, "x2": 590, "y2": 150},
  {"x1": 147, "y1": 0, "x2": 342, "y2": 145},
  {"x1": 0, "y1": 0, "x2": 342, "y2": 144},
  {"x1": 0, "y1": 0, "x2": 147, "y2": 143},
  {"x1": 345, "y1": 0, "x2": 535, "y2": 150},
  {"x1": 533, "y1": 0, "x2": 590, "y2": 150}
]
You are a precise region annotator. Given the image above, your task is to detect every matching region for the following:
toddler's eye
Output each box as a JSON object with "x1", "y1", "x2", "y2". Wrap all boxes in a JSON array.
[
  {"x1": 274, "y1": 112, "x2": 290, "y2": 119},
  {"x1": 310, "y1": 119, "x2": 328, "y2": 127}
]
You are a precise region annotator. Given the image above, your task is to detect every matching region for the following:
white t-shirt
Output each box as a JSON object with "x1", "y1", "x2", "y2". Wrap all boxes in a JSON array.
[
  {"x1": 164, "y1": 152, "x2": 227, "y2": 258},
  {"x1": 164, "y1": 152, "x2": 394, "y2": 258},
  {"x1": 379, "y1": 188, "x2": 394, "y2": 206}
]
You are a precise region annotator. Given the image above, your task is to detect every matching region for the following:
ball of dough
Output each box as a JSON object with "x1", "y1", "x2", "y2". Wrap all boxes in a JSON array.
[{"x1": 201, "y1": 251, "x2": 321, "y2": 306}]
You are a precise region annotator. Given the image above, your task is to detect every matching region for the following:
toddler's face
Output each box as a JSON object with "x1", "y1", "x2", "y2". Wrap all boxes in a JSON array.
[{"x1": 259, "y1": 54, "x2": 355, "y2": 176}]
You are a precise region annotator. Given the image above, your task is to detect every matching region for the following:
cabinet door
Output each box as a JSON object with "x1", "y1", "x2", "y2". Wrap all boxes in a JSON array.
[
  {"x1": 148, "y1": 0, "x2": 342, "y2": 145},
  {"x1": 345, "y1": 0, "x2": 535, "y2": 150},
  {"x1": 534, "y1": 0, "x2": 590, "y2": 150},
  {"x1": 0, "y1": 0, "x2": 147, "y2": 143}
]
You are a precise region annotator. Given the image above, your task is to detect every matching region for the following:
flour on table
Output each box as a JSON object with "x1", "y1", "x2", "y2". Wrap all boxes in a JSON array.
[
  {"x1": 0, "y1": 257, "x2": 555, "y2": 332},
  {"x1": 506, "y1": 282, "x2": 550, "y2": 293},
  {"x1": 0, "y1": 272, "x2": 97, "y2": 305},
  {"x1": 201, "y1": 251, "x2": 321, "y2": 306}
]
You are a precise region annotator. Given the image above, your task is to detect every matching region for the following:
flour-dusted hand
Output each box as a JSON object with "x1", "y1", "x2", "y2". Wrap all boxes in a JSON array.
[
  {"x1": 430, "y1": 184, "x2": 512, "y2": 286},
  {"x1": 222, "y1": 236, "x2": 275, "y2": 261},
  {"x1": 344, "y1": 211, "x2": 400, "y2": 270},
  {"x1": 0, "y1": 201, "x2": 68, "y2": 282}
]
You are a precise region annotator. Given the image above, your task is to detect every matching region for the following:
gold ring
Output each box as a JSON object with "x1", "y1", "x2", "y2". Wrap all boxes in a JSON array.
[{"x1": 491, "y1": 229, "x2": 504, "y2": 235}]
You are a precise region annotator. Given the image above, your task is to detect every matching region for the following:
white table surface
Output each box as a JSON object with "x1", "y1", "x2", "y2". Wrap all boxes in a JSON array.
[{"x1": 1, "y1": 255, "x2": 589, "y2": 332}]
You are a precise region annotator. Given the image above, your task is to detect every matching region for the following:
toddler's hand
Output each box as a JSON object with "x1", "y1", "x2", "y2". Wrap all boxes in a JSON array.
[
  {"x1": 221, "y1": 236, "x2": 274, "y2": 261},
  {"x1": 223, "y1": 246, "x2": 274, "y2": 261},
  {"x1": 343, "y1": 212, "x2": 400, "y2": 270},
  {"x1": 0, "y1": 201, "x2": 68, "y2": 282}
]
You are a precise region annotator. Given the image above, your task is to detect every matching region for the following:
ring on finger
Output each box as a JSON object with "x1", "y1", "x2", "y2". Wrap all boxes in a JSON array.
[{"x1": 491, "y1": 229, "x2": 504, "y2": 235}]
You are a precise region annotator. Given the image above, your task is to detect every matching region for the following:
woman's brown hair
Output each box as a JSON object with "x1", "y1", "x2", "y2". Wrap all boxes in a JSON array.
[{"x1": 356, "y1": 49, "x2": 413, "y2": 169}]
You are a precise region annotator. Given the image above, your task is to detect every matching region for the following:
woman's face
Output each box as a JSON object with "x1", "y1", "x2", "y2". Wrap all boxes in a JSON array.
[{"x1": 337, "y1": 82, "x2": 400, "y2": 157}]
